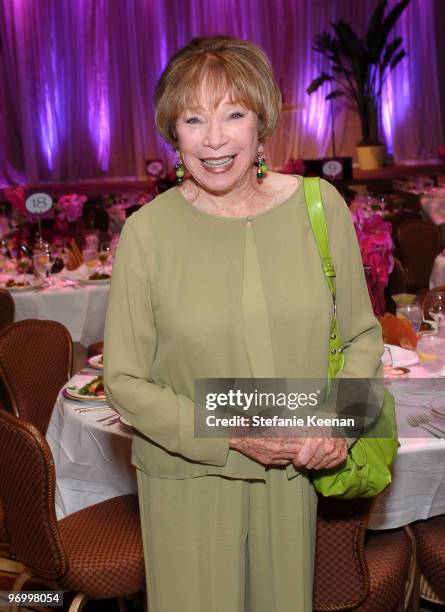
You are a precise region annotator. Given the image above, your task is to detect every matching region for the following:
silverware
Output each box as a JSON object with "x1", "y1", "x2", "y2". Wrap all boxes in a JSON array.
[
  {"x1": 102, "y1": 417, "x2": 121, "y2": 426},
  {"x1": 75, "y1": 406, "x2": 112, "y2": 414},
  {"x1": 96, "y1": 413, "x2": 118, "y2": 422},
  {"x1": 406, "y1": 413, "x2": 445, "y2": 438},
  {"x1": 411, "y1": 412, "x2": 445, "y2": 436}
]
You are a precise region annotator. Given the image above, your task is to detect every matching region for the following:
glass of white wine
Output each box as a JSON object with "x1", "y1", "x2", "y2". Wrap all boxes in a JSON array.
[{"x1": 98, "y1": 242, "x2": 111, "y2": 273}]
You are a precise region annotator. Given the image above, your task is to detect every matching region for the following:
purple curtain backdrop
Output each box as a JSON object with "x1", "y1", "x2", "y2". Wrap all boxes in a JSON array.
[{"x1": 0, "y1": 0, "x2": 443, "y2": 185}]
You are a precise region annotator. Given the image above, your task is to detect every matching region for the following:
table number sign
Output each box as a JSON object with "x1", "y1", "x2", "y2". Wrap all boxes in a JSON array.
[
  {"x1": 25, "y1": 192, "x2": 53, "y2": 237},
  {"x1": 25, "y1": 193, "x2": 53, "y2": 215}
]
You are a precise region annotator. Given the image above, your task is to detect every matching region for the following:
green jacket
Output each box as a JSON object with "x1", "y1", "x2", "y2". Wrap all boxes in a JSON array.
[{"x1": 104, "y1": 179, "x2": 384, "y2": 480}]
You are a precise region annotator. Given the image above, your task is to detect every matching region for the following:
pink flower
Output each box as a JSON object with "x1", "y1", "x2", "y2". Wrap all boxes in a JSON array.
[
  {"x1": 57, "y1": 194, "x2": 87, "y2": 222},
  {"x1": 279, "y1": 158, "x2": 305, "y2": 175},
  {"x1": 352, "y1": 210, "x2": 394, "y2": 316},
  {"x1": 4, "y1": 186, "x2": 27, "y2": 217}
]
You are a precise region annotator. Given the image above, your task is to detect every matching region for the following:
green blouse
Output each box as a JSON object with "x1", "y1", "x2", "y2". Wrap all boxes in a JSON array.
[{"x1": 104, "y1": 178, "x2": 384, "y2": 480}]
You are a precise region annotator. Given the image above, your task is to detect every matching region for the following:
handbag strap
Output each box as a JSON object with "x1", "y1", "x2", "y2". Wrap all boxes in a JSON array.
[{"x1": 303, "y1": 177, "x2": 344, "y2": 377}]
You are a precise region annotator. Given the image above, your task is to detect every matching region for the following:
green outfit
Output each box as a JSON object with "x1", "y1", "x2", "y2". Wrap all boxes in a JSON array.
[{"x1": 104, "y1": 178, "x2": 383, "y2": 611}]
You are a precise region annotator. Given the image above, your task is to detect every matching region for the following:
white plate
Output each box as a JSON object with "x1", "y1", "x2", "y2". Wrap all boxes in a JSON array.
[
  {"x1": 119, "y1": 416, "x2": 133, "y2": 429},
  {"x1": 65, "y1": 376, "x2": 106, "y2": 401},
  {"x1": 2, "y1": 280, "x2": 43, "y2": 292},
  {"x1": 80, "y1": 277, "x2": 111, "y2": 285},
  {"x1": 384, "y1": 344, "x2": 418, "y2": 368},
  {"x1": 88, "y1": 354, "x2": 104, "y2": 370}
]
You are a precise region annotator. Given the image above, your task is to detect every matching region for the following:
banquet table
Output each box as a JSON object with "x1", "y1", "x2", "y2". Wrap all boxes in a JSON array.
[
  {"x1": 46, "y1": 362, "x2": 445, "y2": 528},
  {"x1": 9, "y1": 279, "x2": 110, "y2": 347}
]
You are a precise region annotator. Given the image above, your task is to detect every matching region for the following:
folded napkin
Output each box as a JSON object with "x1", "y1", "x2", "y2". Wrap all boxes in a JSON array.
[
  {"x1": 58, "y1": 264, "x2": 90, "y2": 281},
  {"x1": 384, "y1": 344, "x2": 418, "y2": 367}
]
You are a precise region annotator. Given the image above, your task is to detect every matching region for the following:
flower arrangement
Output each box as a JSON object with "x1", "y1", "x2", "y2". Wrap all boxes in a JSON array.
[
  {"x1": 56, "y1": 194, "x2": 87, "y2": 222},
  {"x1": 3, "y1": 186, "x2": 27, "y2": 217},
  {"x1": 279, "y1": 158, "x2": 305, "y2": 175},
  {"x1": 352, "y1": 207, "x2": 394, "y2": 315}
]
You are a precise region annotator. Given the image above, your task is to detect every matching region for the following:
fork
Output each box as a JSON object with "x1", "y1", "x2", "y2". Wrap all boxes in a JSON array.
[{"x1": 406, "y1": 413, "x2": 445, "y2": 439}]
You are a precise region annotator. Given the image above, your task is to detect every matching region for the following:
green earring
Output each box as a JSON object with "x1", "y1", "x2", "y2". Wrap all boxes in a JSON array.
[
  {"x1": 256, "y1": 151, "x2": 268, "y2": 179},
  {"x1": 175, "y1": 152, "x2": 185, "y2": 184}
]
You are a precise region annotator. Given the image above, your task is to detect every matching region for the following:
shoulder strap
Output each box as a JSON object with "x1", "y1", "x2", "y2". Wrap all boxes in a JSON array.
[{"x1": 303, "y1": 177, "x2": 344, "y2": 377}]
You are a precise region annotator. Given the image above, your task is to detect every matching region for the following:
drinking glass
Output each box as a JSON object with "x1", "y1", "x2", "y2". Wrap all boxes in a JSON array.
[
  {"x1": 379, "y1": 196, "x2": 386, "y2": 213},
  {"x1": 396, "y1": 302, "x2": 423, "y2": 333},
  {"x1": 416, "y1": 332, "x2": 445, "y2": 373},
  {"x1": 429, "y1": 291, "x2": 445, "y2": 331},
  {"x1": 98, "y1": 242, "x2": 111, "y2": 272}
]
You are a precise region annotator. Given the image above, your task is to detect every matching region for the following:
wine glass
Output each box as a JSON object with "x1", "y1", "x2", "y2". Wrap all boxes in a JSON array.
[
  {"x1": 379, "y1": 196, "x2": 386, "y2": 213},
  {"x1": 33, "y1": 243, "x2": 53, "y2": 286},
  {"x1": 396, "y1": 302, "x2": 423, "y2": 333},
  {"x1": 98, "y1": 242, "x2": 111, "y2": 272},
  {"x1": 429, "y1": 291, "x2": 445, "y2": 333}
]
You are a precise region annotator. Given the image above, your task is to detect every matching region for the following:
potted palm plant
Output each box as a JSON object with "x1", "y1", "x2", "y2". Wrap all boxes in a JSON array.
[{"x1": 306, "y1": 0, "x2": 410, "y2": 170}]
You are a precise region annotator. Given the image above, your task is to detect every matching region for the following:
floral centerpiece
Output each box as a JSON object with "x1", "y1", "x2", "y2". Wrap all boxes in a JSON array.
[{"x1": 352, "y1": 207, "x2": 394, "y2": 315}]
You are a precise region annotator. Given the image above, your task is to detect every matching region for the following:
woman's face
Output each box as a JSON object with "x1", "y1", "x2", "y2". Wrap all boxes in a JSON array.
[{"x1": 175, "y1": 92, "x2": 260, "y2": 195}]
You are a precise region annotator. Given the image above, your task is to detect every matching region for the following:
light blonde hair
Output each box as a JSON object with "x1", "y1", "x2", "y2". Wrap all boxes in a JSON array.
[{"x1": 155, "y1": 36, "x2": 282, "y2": 147}]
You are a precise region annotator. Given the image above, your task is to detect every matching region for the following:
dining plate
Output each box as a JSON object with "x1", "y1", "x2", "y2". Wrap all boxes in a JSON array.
[
  {"x1": 2, "y1": 279, "x2": 43, "y2": 292},
  {"x1": 64, "y1": 376, "x2": 106, "y2": 401},
  {"x1": 384, "y1": 344, "x2": 418, "y2": 368},
  {"x1": 80, "y1": 277, "x2": 111, "y2": 285},
  {"x1": 88, "y1": 354, "x2": 104, "y2": 369}
]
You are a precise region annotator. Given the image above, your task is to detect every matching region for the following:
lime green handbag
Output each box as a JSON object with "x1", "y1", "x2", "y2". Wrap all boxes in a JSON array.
[{"x1": 303, "y1": 177, "x2": 398, "y2": 498}]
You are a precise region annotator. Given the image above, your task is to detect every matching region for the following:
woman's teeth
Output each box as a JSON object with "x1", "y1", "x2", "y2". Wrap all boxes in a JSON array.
[{"x1": 202, "y1": 156, "x2": 234, "y2": 167}]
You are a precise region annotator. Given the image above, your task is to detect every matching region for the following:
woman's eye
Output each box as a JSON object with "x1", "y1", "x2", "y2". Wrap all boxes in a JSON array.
[
  {"x1": 185, "y1": 116, "x2": 202, "y2": 125},
  {"x1": 229, "y1": 111, "x2": 245, "y2": 119}
]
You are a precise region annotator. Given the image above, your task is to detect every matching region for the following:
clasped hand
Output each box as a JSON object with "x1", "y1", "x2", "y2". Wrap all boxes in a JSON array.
[{"x1": 229, "y1": 434, "x2": 348, "y2": 470}]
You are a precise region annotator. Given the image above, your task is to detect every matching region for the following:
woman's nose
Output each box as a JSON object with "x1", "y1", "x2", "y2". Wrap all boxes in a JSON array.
[{"x1": 202, "y1": 118, "x2": 228, "y2": 149}]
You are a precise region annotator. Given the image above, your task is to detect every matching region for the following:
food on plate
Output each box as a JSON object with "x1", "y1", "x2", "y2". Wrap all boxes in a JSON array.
[
  {"x1": 78, "y1": 376, "x2": 105, "y2": 397},
  {"x1": 89, "y1": 272, "x2": 110, "y2": 280},
  {"x1": 5, "y1": 279, "x2": 31, "y2": 288},
  {"x1": 378, "y1": 313, "x2": 417, "y2": 350}
]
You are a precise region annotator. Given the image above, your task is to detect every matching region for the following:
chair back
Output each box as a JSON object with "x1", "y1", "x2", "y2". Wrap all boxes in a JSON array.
[
  {"x1": 0, "y1": 289, "x2": 15, "y2": 332},
  {"x1": 0, "y1": 409, "x2": 68, "y2": 579},
  {"x1": 313, "y1": 497, "x2": 372, "y2": 611},
  {"x1": 396, "y1": 220, "x2": 441, "y2": 292},
  {"x1": 0, "y1": 320, "x2": 72, "y2": 434}
]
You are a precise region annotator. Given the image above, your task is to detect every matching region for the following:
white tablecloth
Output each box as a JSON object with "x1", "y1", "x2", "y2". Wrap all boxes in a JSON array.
[
  {"x1": 46, "y1": 365, "x2": 445, "y2": 526},
  {"x1": 12, "y1": 283, "x2": 110, "y2": 346}
]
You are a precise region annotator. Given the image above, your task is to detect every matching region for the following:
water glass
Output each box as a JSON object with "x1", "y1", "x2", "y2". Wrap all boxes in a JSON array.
[
  {"x1": 396, "y1": 302, "x2": 423, "y2": 333},
  {"x1": 416, "y1": 332, "x2": 445, "y2": 373}
]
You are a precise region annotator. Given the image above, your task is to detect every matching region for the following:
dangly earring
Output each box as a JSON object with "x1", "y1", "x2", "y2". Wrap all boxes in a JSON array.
[
  {"x1": 175, "y1": 151, "x2": 185, "y2": 184},
  {"x1": 256, "y1": 149, "x2": 268, "y2": 179}
]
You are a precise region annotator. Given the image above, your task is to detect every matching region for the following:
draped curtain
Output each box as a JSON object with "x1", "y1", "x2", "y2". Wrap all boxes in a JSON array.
[{"x1": 0, "y1": 0, "x2": 443, "y2": 185}]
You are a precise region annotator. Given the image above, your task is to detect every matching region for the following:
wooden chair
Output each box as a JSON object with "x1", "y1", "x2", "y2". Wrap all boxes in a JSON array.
[
  {"x1": 0, "y1": 409, "x2": 145, "y2": 612},
  {"x1": 0, "y1": 288, "x2": 14, "y2": 332},
  {"x1": 0, "y1": 320, "x2": 72, "y2": 434},
  {"x1": 396, "y1": 220, "x2": 441, "y2": 292},
  {"x1": 412, "y1": 516, "x2": 445, "y2": 602},
  {"x1": 314, "y1": 497, "x2": 417, "y2": 611}
]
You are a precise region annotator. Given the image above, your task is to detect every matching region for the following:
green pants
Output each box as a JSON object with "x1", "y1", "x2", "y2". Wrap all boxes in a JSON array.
[{"x1": 137, "y1": 468, "x2": 317, "y2": 612}]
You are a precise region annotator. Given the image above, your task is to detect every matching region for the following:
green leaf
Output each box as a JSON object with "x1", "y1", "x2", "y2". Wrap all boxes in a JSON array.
[
  {"x1": 365, "y1": 1, "x2": 387, "y2": 50},
  {"x1": 325, "y1": 90, "x2": 345, "y2": 100},
  {"x1": 390, "y1": 49, "x2": 407, "y2": 70},
  {"x1": 332, "y1": 21, "x2": 365, "y2": 57},
  {"x1": 306, "y1": 73, "x2": 333, "y2": 95},
  {"x1": 368, "y1": 0, "x2": 409, "y2": 63}
]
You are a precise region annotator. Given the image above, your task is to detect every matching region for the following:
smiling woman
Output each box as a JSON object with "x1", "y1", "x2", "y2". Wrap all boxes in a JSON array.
[{"x1": 104, "y1": 35, "x2": 384, "y2": 612}]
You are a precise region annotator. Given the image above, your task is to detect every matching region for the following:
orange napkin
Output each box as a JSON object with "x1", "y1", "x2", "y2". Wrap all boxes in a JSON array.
[
  {"x1": 379, "y1": 313, "x2": 418, "y2": 350},
  {"x1": 66, "y1": 239, "x2": 83, "y2": 270}
]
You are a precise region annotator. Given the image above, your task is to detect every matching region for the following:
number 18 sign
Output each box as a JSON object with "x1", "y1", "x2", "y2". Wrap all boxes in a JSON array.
[{"x1": 25, "y1": 193, "x2": 53, "y2": 215}]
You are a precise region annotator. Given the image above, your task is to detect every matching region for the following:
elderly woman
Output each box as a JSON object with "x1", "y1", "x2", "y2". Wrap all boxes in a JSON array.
[{"x1": 104, "y1": 36, "x2": 383, "y2": 612}]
